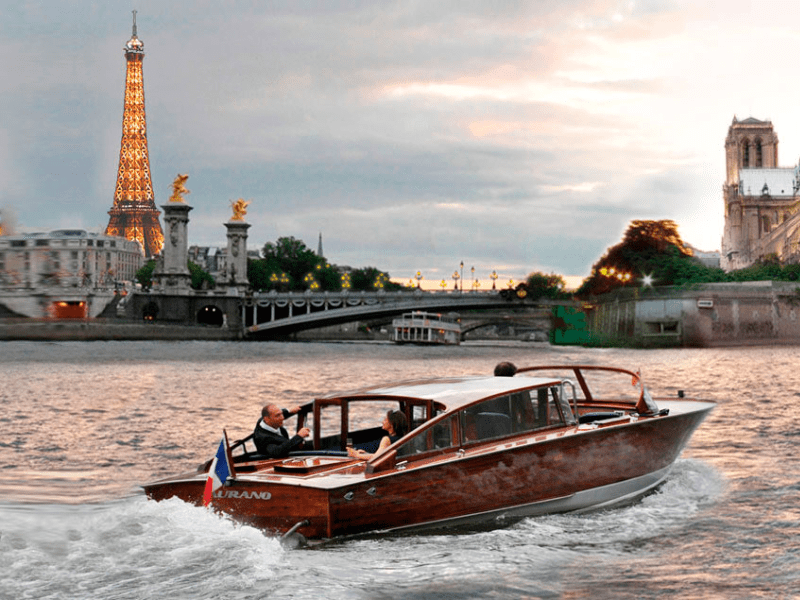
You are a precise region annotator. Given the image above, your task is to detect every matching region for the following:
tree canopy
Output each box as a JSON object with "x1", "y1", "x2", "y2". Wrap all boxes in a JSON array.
[
  {"x1": 522, "y1": 272, "x2": 571, "y2": 300},
  {"x1": 135, "y1": 260, "x2": 214, "y2": 291},
  {"x1": 248, "y1": 236, "x2": 401, "y2": 292},
  {"x1": 576, "y1": 220, "x2": 723, "y2": 296}
]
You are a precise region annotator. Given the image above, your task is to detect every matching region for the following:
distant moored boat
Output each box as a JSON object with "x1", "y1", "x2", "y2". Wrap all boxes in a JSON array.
[{"x1": 391, "y1": 311, "x2": 460, "y2": 345}]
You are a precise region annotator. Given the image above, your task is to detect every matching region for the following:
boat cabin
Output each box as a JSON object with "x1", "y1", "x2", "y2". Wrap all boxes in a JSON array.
[{"x1": 231, "y1": 373, "x2": 587, "y2": 475}]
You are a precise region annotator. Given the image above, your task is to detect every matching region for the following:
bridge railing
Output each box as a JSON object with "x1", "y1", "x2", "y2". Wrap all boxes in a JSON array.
[{"x1": 243, "y1": 288, "x2": 510, "y2": 333}]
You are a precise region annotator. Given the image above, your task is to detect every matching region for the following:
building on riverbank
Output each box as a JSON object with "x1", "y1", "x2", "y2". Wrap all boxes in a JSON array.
[
  {"x1": 0, "y1": 229, "x2": 143, "y2": 318},
  {"x1": 583, "y1": 281, "x2": 800, "y2": 347},
  {"x1": 721, "y1": 117, "x2": 800, "y2": 270}
]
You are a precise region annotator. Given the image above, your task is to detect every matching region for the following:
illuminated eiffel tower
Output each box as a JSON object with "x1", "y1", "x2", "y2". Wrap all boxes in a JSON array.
[{"x1": 105, "y1": 11, "x2": 164, "y2": 258}]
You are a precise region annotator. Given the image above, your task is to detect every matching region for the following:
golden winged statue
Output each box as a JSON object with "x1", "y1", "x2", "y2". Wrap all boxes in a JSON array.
[
  {"x1": 230, "y1": 198, "x2": 250, "y2": 221},
  {"x1": 169, "y1": 174, "x2": 190, "y2": 203}
]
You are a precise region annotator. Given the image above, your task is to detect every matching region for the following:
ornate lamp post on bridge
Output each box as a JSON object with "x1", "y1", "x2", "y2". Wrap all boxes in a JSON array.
[
  {"x1": 452, "y1": 270, "x2": 460, "y2": 290},
  {"x1": 415, "y1": 271, "x2": 423, "y2": 289},
  {"x1": 490, "y1": 270, "x2": 498, "y2": 290},
  {"x1": 471, "y1": 266, "x2": 475, "y2": 292}
]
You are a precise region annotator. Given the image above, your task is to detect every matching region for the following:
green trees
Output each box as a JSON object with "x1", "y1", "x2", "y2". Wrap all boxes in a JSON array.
[
  {"x1": 135, "y1": 260, "x2": 214, "y2": 291},
  {"x1": 522, "y1": 272, "x2": 571, "y2": 300},
  {"x1": 248, "y1": 237, "x2": 401, "y2": 292},
  {"x1": 135, "y1": 260, "x2": 157, "y2": 290},
  {"x1": 575, "y1": 219, "x2": 800, "y2": 297},
  {"x1": 262, "y1": 237, "x2": 321, "y2": 289},
  {"x1": 188, "y1": 261, "x2": 215, "y2": 290},
  {"x1": 576, "y1": 220, "x2": 723, "y2": 297}
]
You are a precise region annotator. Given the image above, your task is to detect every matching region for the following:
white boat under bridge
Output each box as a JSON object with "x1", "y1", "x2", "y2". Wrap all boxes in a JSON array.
[{"x1": 242, "y1": 289, "x2": 573, "y2": 339}]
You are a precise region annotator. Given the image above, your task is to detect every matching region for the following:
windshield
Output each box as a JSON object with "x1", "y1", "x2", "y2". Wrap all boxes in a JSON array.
[{"x1": 392, "y1": 384, "x2": 576, "y2": 458}]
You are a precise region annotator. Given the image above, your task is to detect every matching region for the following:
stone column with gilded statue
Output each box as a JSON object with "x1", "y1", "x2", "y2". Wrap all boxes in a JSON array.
[
  {"x1": 154, "y1": 174, "x2": 193, "y2": 292},
  {"x1": 225, "y1": 198, "x2": 251, "y2": 291}
]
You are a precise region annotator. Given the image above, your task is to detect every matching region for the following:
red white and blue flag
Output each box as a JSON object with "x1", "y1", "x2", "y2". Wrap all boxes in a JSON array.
[{"x1": 203, "y1": 430, "x2": 234, "y2": 507}]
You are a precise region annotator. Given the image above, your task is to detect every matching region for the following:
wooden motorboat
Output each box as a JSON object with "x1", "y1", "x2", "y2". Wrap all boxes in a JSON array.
[{"x1": 143, "y1": 365, "x2": 714, "y2": 542}]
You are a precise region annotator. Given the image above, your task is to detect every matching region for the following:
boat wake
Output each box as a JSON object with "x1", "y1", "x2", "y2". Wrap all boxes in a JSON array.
[
  {"x1": 0, "y1": 497, "x2": 285, "y2": 599},
  {"x1": 494, "y1": 457, "x2": 724, "y2": 552},
  {"x1": 0, "y1": 459, "x2": 723, "y2": 599}
]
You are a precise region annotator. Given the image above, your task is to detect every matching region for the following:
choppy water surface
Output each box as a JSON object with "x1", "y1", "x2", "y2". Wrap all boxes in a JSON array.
[{"x1": 0, "y1": 341, "x2": 797, "y2": 599}]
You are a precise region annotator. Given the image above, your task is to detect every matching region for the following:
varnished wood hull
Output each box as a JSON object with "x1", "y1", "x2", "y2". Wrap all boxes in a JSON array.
[{"x1": 144, "y1": 399, "x2": 712, "y2": 540}]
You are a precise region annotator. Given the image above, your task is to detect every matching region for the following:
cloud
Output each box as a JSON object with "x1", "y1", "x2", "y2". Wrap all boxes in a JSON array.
[{"x1": 3, "y1": 0, "x2": 789, "y2": 286}]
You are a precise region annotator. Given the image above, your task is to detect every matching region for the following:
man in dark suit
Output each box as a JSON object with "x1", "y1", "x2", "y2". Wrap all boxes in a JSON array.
[{"x1": 253, "y1": 403, "x2": 311, "y2": 458}]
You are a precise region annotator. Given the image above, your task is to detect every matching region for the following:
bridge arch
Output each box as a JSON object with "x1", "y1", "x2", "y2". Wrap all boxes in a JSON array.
[
  {"x1": 242, "y1": 290, "x2": 575, "y2": 339},
  {"x1": 197, "y1": 304, "x2": 225, "y2": 327},
  {"x1": 142, "y1": 301, "x2": 159, "y2": 321}
]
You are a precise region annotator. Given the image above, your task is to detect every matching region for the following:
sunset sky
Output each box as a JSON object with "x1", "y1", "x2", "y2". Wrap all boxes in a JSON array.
[{"x1": 3, "y1": 1, "x2": 800, "y2": 288}]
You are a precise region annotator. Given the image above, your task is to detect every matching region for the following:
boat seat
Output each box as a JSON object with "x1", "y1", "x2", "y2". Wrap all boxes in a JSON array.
[{"x1": 476, "y1": 412, "x2": 512, "y2": 439}]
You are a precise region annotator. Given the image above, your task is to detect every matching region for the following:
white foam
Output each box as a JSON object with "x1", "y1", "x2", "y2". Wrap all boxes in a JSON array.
[{"x1": 0, "y1": 496, "x2": 286, "y2": 599}]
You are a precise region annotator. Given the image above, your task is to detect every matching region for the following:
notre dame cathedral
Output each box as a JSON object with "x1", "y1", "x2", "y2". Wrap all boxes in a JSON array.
[{"x1": 721, "y1": 116, "x2": 800, "y2": 271}]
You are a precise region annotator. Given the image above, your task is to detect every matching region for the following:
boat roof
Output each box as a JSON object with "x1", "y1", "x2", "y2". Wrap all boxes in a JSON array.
[{"x1": 319, "y1": 375, "x2": 562, "y2": 411}]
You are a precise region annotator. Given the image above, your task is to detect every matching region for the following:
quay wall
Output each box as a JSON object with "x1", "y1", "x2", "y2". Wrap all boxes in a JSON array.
[
  {"x1": 0, "y1": 319, "x2": 239, "y2": 341},
  {"x1": 0, "y1": 289, "x2": 246, "y2": 341},
  {"x1": 586, "y1": 281, "x2": 800, "y2": 347}
]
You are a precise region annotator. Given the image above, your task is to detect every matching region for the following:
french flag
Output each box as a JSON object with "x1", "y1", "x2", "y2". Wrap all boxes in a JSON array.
[{"x1": 203, "y1": 430, "x2": 235, "y2": 507}]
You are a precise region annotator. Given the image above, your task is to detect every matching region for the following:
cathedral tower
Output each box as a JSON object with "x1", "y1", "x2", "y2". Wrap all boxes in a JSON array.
[
  {"x1": 105, "y1": 11, "x2": 164, "y2": 258},
  {"x1": 721, "y1": 117, "x2": 800, "y2": 270},
  {"x1": 724, "y1": 117, "x2": 779, "y2": 186}
]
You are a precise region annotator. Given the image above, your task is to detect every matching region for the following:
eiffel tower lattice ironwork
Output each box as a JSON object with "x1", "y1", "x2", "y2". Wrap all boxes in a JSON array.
[{"x1": 105, "y1": 11, "x2": 164, "y2": 258}]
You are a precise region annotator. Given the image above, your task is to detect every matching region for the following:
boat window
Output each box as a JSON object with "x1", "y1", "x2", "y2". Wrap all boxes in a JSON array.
[
  {"x1": 348, "y1": 400, "x2": 397, "y2": 432},
  {"x1": 460, "y1": 387, "x2": 573, "y2": 444},
  {"x1": 551, "y1": 386, "x2": 576, "y2": 425},
  {"x1": 411, "y1": 404, "x2": 427, "y2": 431},
  {"x1": 313, "y1": 403, "x2": 343, "y2": 451},
  {"x1": 396, "y1": 414, "x2": 456, "y2": 457}
]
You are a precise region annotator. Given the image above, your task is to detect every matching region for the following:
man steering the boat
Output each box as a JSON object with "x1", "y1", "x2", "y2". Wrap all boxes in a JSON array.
[{"x1": 253, "y1": 403, "x2": 310, "y2": 458}]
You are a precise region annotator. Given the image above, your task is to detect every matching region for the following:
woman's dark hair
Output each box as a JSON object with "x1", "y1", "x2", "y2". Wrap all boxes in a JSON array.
[{"x1": 386, "y1": 410, "x2": 408, "y2": 437}]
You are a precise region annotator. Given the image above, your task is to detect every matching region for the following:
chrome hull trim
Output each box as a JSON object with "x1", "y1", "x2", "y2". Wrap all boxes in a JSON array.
[{"x1": 378, "y1": 465, "x2": 673, "y2": 535}]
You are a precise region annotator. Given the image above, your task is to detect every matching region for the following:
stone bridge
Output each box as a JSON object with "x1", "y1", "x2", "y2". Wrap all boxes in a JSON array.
[{"x1": 242, "y1": 290, "x2": 571, "y2": 339}]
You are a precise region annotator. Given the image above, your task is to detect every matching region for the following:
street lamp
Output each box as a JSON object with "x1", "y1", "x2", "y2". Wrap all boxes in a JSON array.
[
  {"x1": 490, "y1": 270, "x2": 498, "y2": 290},
  {"x1": 452, "y1": 270, "x2": 460, "y2": 290},
  {"x1": 471, "y1": 266, "x2": 475, "y2": 292},
  {"x1": 415, "y1": 271, "x2": 423, "y2": 289},
  {"x1": 460, "y1": 261, "x2": 464, "y2": 292},
  {"x1": 439, "y1": 279, "x2": 447, "y2": 291}
]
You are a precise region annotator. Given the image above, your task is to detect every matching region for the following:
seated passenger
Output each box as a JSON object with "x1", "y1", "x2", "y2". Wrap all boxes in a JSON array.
[
  {"x1": 253, "y1": 403, "x2": 310, "y2": 458},
  {"x1": 348, "y1": 410, "x2": 407, "y2": 459}
]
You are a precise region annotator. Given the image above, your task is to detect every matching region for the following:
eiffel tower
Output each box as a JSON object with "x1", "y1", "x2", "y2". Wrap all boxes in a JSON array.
[{"x1": 105, "y1": 11, "x2": 164, "y2": 258}]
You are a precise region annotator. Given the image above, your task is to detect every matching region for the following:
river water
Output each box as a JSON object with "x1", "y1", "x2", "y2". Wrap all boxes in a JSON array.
[{"x1": 0, "y1": 341, "x2": 797, "y2": 599}]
